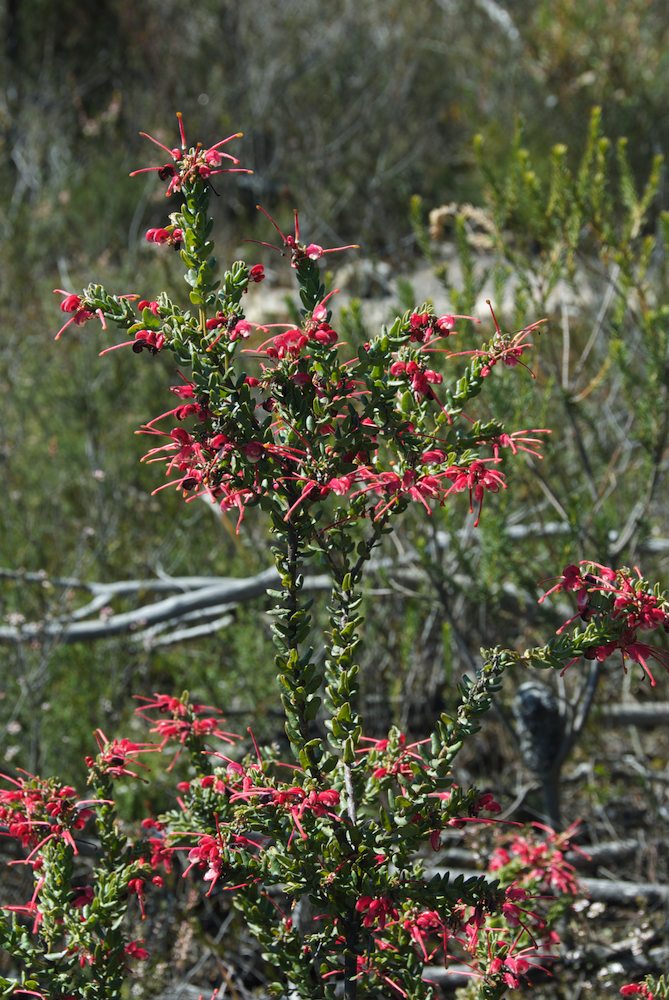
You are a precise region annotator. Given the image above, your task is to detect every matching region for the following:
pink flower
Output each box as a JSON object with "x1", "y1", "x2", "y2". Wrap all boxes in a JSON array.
[
  {"x1": 53, "y1": 289, "x2": 102, "y2": 340},
  {"x1": 135, "y1": 693, "x2": 189, "y2": 716},
  {"x1": 130, "y1": 113, "x2": 250, "y2": 196},
  {"x1": 402, "y1": 909, "x2": 449, "y2": 961},
  {"x1": 327, "y1": 473, "x2": 356, "y2": 496},
  {"x1": 138, "y1": 299, "x2": 161, "y2": 316},
  {"x1": 128, "y1": 877, "x2": 147, "y2": 919},
  {"x1": 144, "y1": 835, "x2": 175, "y2": 874},
  {"x1": 620, "y1": 984, "x2": 654, "y2": 998},
  {"x1": 542, "y1": 564, "x2": 669, "y2": 684},
  {"x1": 420, "y1": 449, "x2": 446, "y2": 464},
  {"x1": 355, "y1": 894, "x2": 398, "y2": 930},
  {"x1": 0, "y1": 772, "x2": 95, "y2": 854},
  {"x1": 230, "y1": 320, "x2": 252, "y2": 341},
  {"x1": 98, "y1": 329, "x2": 166, "y2": 357},
  {"x1": 133, "y1": 329, "x2": 165, "y2": 354},
  {"x1": 612, "y1": 574, "x2": 669, "y2": 630},
  {"x1": 310, "y1": 322, "x2": 338, "y2": 346},
  {"x1": 409, "y1": 311, "x2": 430, "y2": 330},
  {"x1": 146, "y1": 226, "x2": 183, "y2": 249},
  {"x1": 184, "y1": 832, "x2": 227, "y2": 895},
  {"x1": 243, "y1": 441, "x2": 265, "y2": 463},
  {"x1": 475, "y1": 791, "x2": 501, "y2": 815},
  {"x1": 410, "y1": 367, "x2": 442, "y2": 395},
  {"x1": 617, "y1": 640, "x2": 669, "y2": 687},
  {"x1": 135, "y1": 693, "x2": 238, "y2": 749},
  {"x1": 265, "y1": 328, "x2": 309, "y2": 359},
  {"x1": 444, "y1": 460, "x2": 507, "y2": 526},
  {"x1": 252, "y1": 205, "x2": 358, "y2": 269},
  {"x1": 484, "y1": 301, "x2": 545, "y2": 374},
  {"x1": 206, "y1": 311, "x2": 227, "y2": 330},
  {"x1": 59, "y1": 293, "x2": 87, "y2": 314},
  {"x1": 538, "y1": 563, "x2": 588, "y2": 604},
  {"x1": 90, "y1": 729, "x2": 159, "y2": 779},
  {"x1": 489, "y1": 428, "x2": 550, "y2": 462}
]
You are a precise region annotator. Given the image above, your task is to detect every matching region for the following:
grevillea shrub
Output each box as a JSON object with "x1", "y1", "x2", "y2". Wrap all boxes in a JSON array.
[{"x1": 2, "y1": 114, "x2": 669, "y2": 999}]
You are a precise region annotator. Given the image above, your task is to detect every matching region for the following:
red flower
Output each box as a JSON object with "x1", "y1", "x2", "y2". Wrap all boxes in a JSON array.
[
  {"x1": 146, "y1": 226, "x2": 183, "y2": 248},
  {"x1": 133, "y1": 329, "x2": 165, "y2": 354},
  {"x1": 264, "y1": 327, "x2": 309, "y2": 359},
  {"x1": 135, "y1": 693, "x2": 189, "y2": 716},
  {"x1": 620, "y1": 984, "x2": 654, "y2": 998},
  {"x1": 541, "y1": 564, "x2": 669, "y2": 684},
  {"x1": 135, "y1": 694, "x2": 238, "y2": 749},
  {"x1": 402, "y1": 909, "x2": 449, "y2": 961},
  {"x1": 474, "y1": 792, "x2": 501, "y2": 815},
  {"x1": 355, "y1": 894, "x2": 398, "y2": 930},
  {"x1": 484, "y1": 301, "x2": 545, "y2": 374},
  {"x1": 89, "y1": 730, "x2": 159, "y2": 779},
  {"x1": 444, "y1": 460, "x2": 507, "y2": 527},
  {"x1": 184, "y1": 832, "x2": 228, "y2": 895},
  {"x1": 612, "y1": 573, "x2": 668, "y2": 630},
  {"x1": 138, "y1": 299, "x2": 161, "y2": 316},
  {"x1": 252, "y1": 205, "x2": 358, "y2": 269},
  {"x1": 128, "y1": 877, "x2": 147, "y2": 919},
  {"x1": 144, "y1": 835, "x2": 175, "y2": 874},
  {"x1": 0, "y1": 772, "x2": 94, "y2": 854},
  {"x1": 125, "y1": 939, "x2": 149, "y2": 961},
  {"x1": 72, "y1": 885, "x2": 94, "y2": 908},
  {"x1": 310, "y1": 322, "x2": 338, "y2": 347},
  {"x1": 389, "y1": 358, "x2": 442, "y2": 395},
  {"x1": 98, "y1": 329, "x2": 166, "y2": 357},
  {"x1": 53, "y1": 289, "x2": 100, "y2": 340},
  {"x1": 489, "y1": 428, "x2": 550, "y2": 462}
]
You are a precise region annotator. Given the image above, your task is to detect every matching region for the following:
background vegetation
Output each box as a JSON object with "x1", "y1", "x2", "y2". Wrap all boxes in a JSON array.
[{"x1": 2, "y1": 3, "x2": 669, "y2": 994}]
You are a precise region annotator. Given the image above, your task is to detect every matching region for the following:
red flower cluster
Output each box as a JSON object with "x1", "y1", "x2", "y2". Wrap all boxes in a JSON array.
[
  {"x1": 54, "y1": 289, "x2": 105, "y2": 341},
  {"x1": 479, "y1": 302, "x2": 545, "y2": 377},
  {"x1": 442, "y1": 460, "x2": 506, "y2": 527},
  {"x1": 357, "y1": 732, "x2": 428, "y2": 780},
  {"x1": 620, "y1": 984, "x2": 655, "y2": 998},
  {"x1": 540, "y1": 563, "x2": 669, "y2": 685},
  {"x1": 183, "y1": 819, "x2": 260, "y2": 896},
  {"x1": 489, "y1": 823, "x2": 580, "y2": 896},
  {"x1": 402, "y1": 908, "x2": 449, "y2": 961},
  {"x1": 183, "y1": 832, "x2": 227, "y2": 895},
  {"x1": 389, "y1": 358, "x2": 443, "y2": 396},
  {"x1": 86, "y1": 729, "x2": 159, "y2": 780},
  {"x1": 252, "y1": 205, "x2": 358, "y2": 269},
  {"x1": 356, "y1": 894, "x2": 399, "y2": 930},
  {"x1": 60, "y1": 178, "x2": 540, "y2": 543},
  {"x1": 130, "y1": 112, "x2": 252, "y2": 196},
  {"x1": 140, "y1": 817, "x2": 176, "y2": 875},
  {"x1": 229, "y1": 781, "x2": 341, "y2": 841},
  {"x1": 0, "y1": 773, "x2": 93, "y2": 854},
  {"x1": 135, "y1": 693, "x2": 238, "y2": 749},
  {"x1": 407, "y1": 309, "x2": 476, "y2": 344}
]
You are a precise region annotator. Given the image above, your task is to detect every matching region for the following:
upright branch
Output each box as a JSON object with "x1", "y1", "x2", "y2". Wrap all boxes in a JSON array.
[{"x1": 271, "y1": 517, "x2": 329, "y2": 777}]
